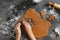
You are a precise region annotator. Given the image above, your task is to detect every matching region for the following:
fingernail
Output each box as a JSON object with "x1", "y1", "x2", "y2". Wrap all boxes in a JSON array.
[{"x1": 23, "y1": 21, "x2": 25, "y2": 24}]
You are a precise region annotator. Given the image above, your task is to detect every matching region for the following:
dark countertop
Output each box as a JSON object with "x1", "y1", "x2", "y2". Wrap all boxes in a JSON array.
[{"x1": 0, "y1": 0, "x2": 60, "y2": 40}]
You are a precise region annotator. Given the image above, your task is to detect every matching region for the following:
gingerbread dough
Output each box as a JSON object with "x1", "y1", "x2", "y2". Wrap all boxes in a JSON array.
[{"x1": 19, "y1": 8, "x2": 52, "y2": 38}]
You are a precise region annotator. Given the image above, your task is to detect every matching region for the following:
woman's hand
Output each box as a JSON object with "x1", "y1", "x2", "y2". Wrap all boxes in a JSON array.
[{"x1": 15, "y1": 22, "x2": 21, "y2": 40}]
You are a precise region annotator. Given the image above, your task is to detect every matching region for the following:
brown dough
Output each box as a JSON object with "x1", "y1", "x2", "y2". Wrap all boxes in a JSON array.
[
  {"x1": 19, "y1": 8, "x2": 51, "y2": 38},
  {"x1": 48, "y1": 14, "x2": 55, "y2": 21}
]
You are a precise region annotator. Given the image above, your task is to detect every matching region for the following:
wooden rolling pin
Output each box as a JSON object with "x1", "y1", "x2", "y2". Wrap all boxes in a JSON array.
[{"x1": 48, "y1": 2, "x2": 60, "y2": 9}]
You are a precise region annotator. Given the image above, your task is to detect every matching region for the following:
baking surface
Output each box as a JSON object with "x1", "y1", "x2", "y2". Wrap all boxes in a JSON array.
[{"x1": 0, "y1": 0, "x2": 60, "y2": 40}]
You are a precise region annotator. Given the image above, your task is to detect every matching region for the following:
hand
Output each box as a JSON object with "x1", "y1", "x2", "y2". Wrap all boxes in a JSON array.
[
  {"x1": 23, "y1": 21, "x2": 36, "y2": 40},
  {"x1": 15, "y1": 22, "x2": 21, "y2": 40}
]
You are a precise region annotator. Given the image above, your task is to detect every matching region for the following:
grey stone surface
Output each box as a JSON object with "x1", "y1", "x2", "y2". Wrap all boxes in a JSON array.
[{"x1": 0, "y1": 0, "x2": 60, "y2": 40}]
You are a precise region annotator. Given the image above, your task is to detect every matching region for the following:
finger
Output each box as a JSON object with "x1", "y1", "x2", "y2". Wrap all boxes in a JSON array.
[
  {"x1": 23, "y1": 21, "x2": 31, "y2": 27},
  {"x1": 15, "y1": 22, "x2": 21, "y2": 30}
]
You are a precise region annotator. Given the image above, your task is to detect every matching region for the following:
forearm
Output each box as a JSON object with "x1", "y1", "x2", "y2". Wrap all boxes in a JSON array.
[
  {"x1": 15, "y1": 30, "x2": 21, "y2": 40},
  {"x1": 27, "y1": 29, "x2": 36, "y2": 40}
]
